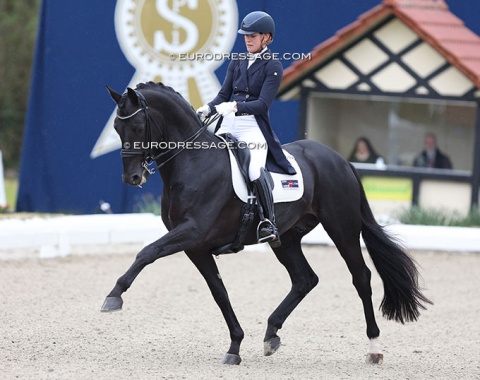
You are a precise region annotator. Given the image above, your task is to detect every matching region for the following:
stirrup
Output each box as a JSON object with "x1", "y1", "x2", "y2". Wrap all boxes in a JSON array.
[
  {"x1": 257, "y1": 219, "x2": 280, "y2": 245},
  {"x1": 258, "y1": 233, "x2": 277, "y2": 244}
]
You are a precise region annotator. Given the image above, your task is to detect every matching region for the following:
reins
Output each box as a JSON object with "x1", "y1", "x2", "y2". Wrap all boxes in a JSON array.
[
  {"x1": 118, "y1": 90, "x2": 220, "y2": 175},
  {"x1": 146, "y1": 113, "x2": 220, "y2": 173}
]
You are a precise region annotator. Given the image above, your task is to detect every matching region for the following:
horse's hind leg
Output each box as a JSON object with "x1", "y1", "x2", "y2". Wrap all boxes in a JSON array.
[
  {"x1": 185, "y1": 250, "x2": 244, "y2": 365},
  {"x1": 338, "y1": 240, "x2": 383, "y2": 363},
  {"x1": 321, "y1": 215, "x2": 382, "y2": 364},
  {"x1": 264, "y1": 229, "x2": 319, "y2": 356}
]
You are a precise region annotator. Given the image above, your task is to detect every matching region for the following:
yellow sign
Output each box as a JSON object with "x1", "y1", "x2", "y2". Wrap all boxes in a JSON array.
[{"x1": 362, "y1": 177, "x2": 413, "y2": 201}]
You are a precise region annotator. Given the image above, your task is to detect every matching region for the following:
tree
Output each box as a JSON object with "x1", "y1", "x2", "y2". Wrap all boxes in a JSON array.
[{"x1": 0, "y1": 0, "x2": 40, "y2": 169}]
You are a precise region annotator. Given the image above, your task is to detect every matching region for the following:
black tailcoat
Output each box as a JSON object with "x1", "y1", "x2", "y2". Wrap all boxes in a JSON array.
[{"x1": 208, "y1": 49, "x2": 296, "y2": 174}]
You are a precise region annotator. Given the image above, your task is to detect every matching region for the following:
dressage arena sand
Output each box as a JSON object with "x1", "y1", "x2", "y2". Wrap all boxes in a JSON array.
[{"x1": 1, "y1": 245, "x2": 479, "y2": 380}]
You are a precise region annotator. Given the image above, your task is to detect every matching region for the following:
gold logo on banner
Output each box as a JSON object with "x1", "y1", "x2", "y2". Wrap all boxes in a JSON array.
[{"x1": 91, "y1": 0, "x2": 238, "y2": 158}]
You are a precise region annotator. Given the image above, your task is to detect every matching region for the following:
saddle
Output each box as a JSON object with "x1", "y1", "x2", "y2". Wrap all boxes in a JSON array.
[
  {"x1": 216, "y1": 134, "x2": 304, "y2": 204},
  {"x1": 220, "y1": 133, "x2": 254, "y2": 193},
  {"x1": 210, "y1": 133, "x2": 303, "y2": 256}
]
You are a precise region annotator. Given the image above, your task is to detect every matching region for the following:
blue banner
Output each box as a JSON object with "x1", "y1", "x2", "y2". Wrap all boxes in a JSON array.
[{"x1": 17, "y1": 0, "x2": 479, "y2": 213}]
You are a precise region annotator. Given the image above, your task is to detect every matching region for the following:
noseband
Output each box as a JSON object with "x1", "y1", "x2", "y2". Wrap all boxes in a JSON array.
[{"x1": 117, "y1": 90, "x2": 220, "y2": 174}]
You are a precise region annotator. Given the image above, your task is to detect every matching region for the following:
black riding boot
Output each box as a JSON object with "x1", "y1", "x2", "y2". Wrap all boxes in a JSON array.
[{"x1": 252, "y1": 169, "x2": 281, "y2": 248}]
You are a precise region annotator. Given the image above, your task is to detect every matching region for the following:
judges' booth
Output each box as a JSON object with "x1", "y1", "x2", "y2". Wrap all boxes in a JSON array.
[{"x1": 278, "y1": 0, "x2": 480, "y2": 217}]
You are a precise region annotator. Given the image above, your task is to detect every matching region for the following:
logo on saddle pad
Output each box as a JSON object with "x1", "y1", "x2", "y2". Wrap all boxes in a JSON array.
[
  {"x1": 281, "y1": 179, "x2": 299, "y2": 189},
  {"x1": 91, "y1": 0, "x2": 238, "y2": 158}
]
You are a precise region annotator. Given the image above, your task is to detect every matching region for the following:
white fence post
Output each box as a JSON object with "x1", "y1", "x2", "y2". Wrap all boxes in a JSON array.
[{"x1": 0, "y1": 150, "x2": 7, "y2": 208}]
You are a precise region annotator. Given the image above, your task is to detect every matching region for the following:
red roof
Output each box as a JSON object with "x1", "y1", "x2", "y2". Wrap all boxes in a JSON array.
[{"x1": 279, "y1": 0, "x2": 480, "y2": 94}]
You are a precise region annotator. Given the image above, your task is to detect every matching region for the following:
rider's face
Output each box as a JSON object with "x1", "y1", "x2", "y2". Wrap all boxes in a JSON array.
[{"x1": 244, "y1": 33, "x2": 269, "y2": 54}]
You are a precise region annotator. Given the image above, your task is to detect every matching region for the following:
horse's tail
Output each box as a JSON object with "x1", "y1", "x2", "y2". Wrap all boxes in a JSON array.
[{"x1": 349, "y1": 164, "x2": 432, "y2": 323}]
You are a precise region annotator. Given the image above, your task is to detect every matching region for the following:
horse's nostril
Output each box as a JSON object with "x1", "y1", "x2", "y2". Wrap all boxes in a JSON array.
[{"x1": 131, "y1": 174, "x2": 141, "y2": 184}]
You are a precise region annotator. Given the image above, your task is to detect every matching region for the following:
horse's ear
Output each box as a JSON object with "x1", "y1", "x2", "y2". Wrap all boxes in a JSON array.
[
  {"x1": 106, "y1": 85, "x2": 122, "y2": 104},
  {"x1": 127, "y1": 87, "x2": 140, "y2": 106}
]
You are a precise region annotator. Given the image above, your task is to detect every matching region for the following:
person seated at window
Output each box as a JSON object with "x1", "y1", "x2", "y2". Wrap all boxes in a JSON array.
[
  {"x1": 348, "y1": 136, "x2": 385, "y2": 165},
  {"x1": 413, "y1": 132, "x2": 452, "y2": 169}
]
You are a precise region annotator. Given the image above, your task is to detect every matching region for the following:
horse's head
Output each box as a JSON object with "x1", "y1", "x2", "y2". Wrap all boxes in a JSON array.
[
  {"x1": 107, "y1": 82, "x2": 207, "y2": 187},
  {"x1": 107, "y1": 86, "x2": 157, "y2": 187}
]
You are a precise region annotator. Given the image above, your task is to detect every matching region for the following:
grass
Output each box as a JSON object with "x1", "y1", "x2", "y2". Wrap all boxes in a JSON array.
[
  {"x1": 1, "y1": 177, "x2": 18, "y2": 213},
  {"x1": 5, "y1": 178, "x2": 18, "y2": 209},
  {"x1": 134, "y1": 193, "x2": 162, "y2": 215},
  {"x1": 1, "y1": 177, "x2": 163, "y2": 217},
  {"x1": 396, "y1": 206, "x2": 480, "y2": 227},
  {"x1": 1, "y1": 176, "x2": 60, "y2": 218}
]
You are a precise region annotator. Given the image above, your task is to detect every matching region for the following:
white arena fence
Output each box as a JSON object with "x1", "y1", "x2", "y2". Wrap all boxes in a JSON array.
[{"x1": 0, "y1": 213, "x2": 479, "y2": 259}]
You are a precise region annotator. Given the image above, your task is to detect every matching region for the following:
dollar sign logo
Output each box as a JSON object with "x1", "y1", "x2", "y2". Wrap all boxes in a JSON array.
[
  {"x1": 154, "y1": 0, "x2": 199, "y2": 54},
  {"x1": 91, "y1": 0, "x2": 238, "y2": 159}
]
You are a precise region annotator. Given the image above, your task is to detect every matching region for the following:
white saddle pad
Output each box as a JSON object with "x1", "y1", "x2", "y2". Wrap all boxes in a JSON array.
[{"x1": 218, "y1": 136, "x2": 304, "y2": 204}]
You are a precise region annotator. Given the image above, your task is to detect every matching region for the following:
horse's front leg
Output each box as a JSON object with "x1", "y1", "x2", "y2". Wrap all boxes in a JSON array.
[
  {"x1": 185, "y1": 250, "x2": 244, "y2": 365},
  {"x1": 101, "y1": 225, "x2": 198, "y2": 312}
]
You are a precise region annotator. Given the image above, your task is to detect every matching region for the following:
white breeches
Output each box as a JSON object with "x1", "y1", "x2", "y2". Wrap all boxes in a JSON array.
[{"x1": 216, "y1": 114, "x2": 267, "y2": 181}]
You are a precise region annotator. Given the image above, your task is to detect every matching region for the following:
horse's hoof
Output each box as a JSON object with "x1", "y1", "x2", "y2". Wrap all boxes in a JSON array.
[
  {"x1": 221, "y1": 353, "x2": 242, "y2": 365},
  {"x1": 365, "y1": 353, "x2": 383, "y2": 365},
  {"x1": 100, "y1": 296, "x2": 123, "y2": 312},
  {"x1": 264, "y1": 336, "x2": 281, "y2": 356}
]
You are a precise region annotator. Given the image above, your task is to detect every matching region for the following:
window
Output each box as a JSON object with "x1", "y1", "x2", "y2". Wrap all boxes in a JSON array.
[{"x1": 306, "y1": 93, "x2": 476, "y2": 171}]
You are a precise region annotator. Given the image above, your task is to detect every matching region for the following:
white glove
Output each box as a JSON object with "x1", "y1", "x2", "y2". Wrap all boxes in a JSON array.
[
  {"x1": 215, "y1": 101, "x2": 237, "y2": 117},
  {"x1": 196, "y1": 104, "x2": 211, "y2": 120}
]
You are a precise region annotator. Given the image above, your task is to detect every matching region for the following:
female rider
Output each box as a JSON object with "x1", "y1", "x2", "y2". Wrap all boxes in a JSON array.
[{"x1": 197, "y1": 11, "x2": 296, "y2": 247}]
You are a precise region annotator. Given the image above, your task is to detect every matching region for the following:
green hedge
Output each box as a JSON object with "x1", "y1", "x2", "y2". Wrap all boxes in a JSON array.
[{"x1": 396, "y1": 206, "x2": 480, "y2": 227}]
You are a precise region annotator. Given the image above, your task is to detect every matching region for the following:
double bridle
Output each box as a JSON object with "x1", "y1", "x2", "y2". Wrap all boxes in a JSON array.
[{"x1": 117, "y1": 90, "x2": 220, "y2": 175}]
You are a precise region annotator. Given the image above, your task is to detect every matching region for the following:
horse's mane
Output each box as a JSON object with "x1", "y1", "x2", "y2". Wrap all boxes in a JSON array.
[
  {"x1": 134, "y1": 81, "x2": 197, "y2": 116},
  {"x1": 135, "y1": 81, "x2": 180, "y2": 97}
]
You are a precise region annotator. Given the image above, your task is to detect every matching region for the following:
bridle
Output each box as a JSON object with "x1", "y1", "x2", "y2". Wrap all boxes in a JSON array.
[{"x1": 117, "y1": 90, "x2": 220, "y2": 175}]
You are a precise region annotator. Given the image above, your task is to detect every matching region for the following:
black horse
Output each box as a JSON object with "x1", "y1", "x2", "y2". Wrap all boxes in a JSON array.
[{"x1": 102, "y1": 82, "x2": 431, "y2": 365}]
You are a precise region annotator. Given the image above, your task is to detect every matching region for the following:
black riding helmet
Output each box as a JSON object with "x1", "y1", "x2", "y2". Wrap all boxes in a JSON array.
[{"x1": 237, "y1": 11, "x2": 275, "y2": 42}]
